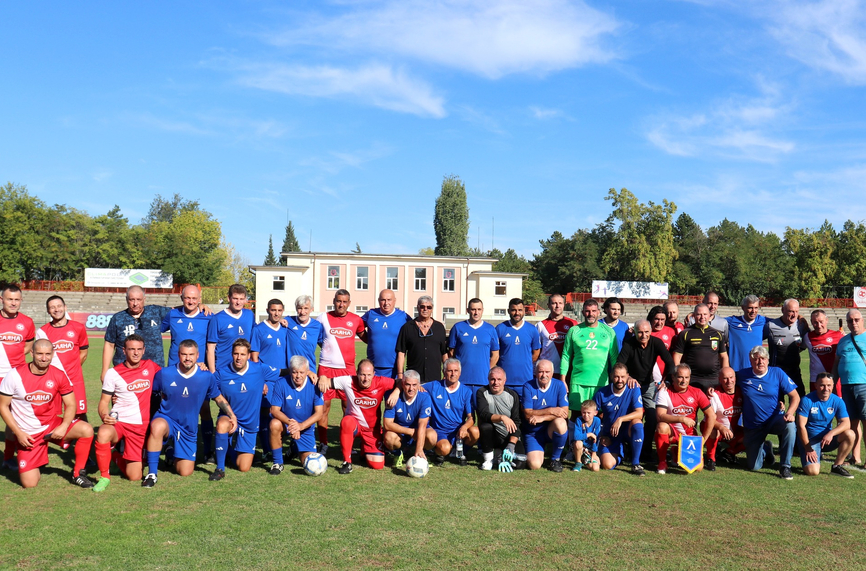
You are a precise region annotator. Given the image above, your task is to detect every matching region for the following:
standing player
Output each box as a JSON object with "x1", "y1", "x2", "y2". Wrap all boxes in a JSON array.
[
  {"x1": 316, "y1": 359, "x2": 396, "y2": 474},
  {"x1": 705, "y1": 367, "x2": 745, "y2": 467},
  {"x1": 285, "y1": 295, "x2": 325, "y2": 373},
  {"x1": 251, "y1": 298, "x2": 290, "y2": 455},
  {"x1": 383, "y1": 369, "x2": 433, "y2": 466},
  {"x1": 268, "y1": 356, "x2": 324, "y2": 475},
  {"x1": 725, "y1": 295, "x2": 766, "y2": 371},
  {"x1": 536, "y1": 294, "x2": 577, "y2": 381},
  {"x1": 521, "y1": 360, "x2": 569, "y2": 472},
  {"x1": 161, "y1": 285, "x2": 212, "y2": 367},
  {"x1": 593, "y1": 363, "x2": 646, "y2": 475},
  {"x1": 142, "y1": 340, "x2": 236, "y2": 487},
  {"x1": 449, "y1": 298, "x2": 499, "y2": 395},
  {"x1": 764, "y1": 299, "x2": 809, "y2": 395},
  {"x1": 315, "y1": 289, "x2": 365, "y2": 455},
  {"x1": 663, "y1": 301, "x2": 685, "y2": 335},
  {"x1": 424, "y1": 358, "x2": 479, "y2": 467},
  {"x1": 654, "y1": 364, "x2": 716, "y2": 474},
  {"x1": 102, "y1": 286, "x2": 170, "y2": 379},
  {"x1": 560, "y1": 299, "x2": 619, "y2": 418},
  {"x1": 0, "y1": 339, "x2": 94, "y2": 488},
  {"x1": 37, "y1": 295, "x2": 90, "y2": 419},
  {"x1": 210, "y1": 339, "x2": 279, "y2": 481},
  {"x1": 496, "y1": 298, "x2": 541, "y2": 390},
  {"x1": 672, "y1": 304, "x2": 729, "y2": 392},
  {"x1": 362, "y1": 289, "x2": 410, "y2": 378},
  {"x1": 1, "y1": 285, "x2": 36, "y2": 470},
  {"x1": 804, "y1": 309, "x2": 844, "y2": 394},
  {"x1": 93, "y1": 335, "x2": 159, "y2": 491},
  {"x1": 602, "y1": 297, "x2": 629, "y2": 351}
]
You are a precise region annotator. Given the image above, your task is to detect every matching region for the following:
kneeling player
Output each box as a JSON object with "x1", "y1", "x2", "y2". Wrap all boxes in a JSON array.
[
  {"x1": 211, "y1": 339, "x2": 280, "y2": 481},
  {"x1": 143, "y1": 340, "x2": 236, "y2": 487},
  {"x1": 705, "y1": 367, "x2": 744, "y2": 468},
  {"x1": 268, "y1": 355, "x2": 324, "y2": 474},
  {"x1": 573, "y1": 399, "x2": 601, "y2": 472},
  {"x1": 424, "y1": 358, "x2": 479, "y2": 467},
  {"x1": 0, "y1": 339, "x2": 95, "y2": 489},
  {"x1": 521, "y1": 360, "x2": 569, "y2": 472},
  {"x1": 317, "y1": 359, "x2": 395, "y2": 474},
  {"x1": 797, "y1": 372, "x2": 856, "y2": 478},
  {"x1": 93, "y1": 335, "x2": 160, "y2": 491},
  {"x1": 655, "y1": 363, "x2": 716, "y2": 474},
  {"x1": 383, "y1": 369, "x2": 433, "y2": 466},
  {"x1": 476, "y1": 367, "x2": 524, "y2": 471},
  {"x1": 594, "y1": 363, "x2": 646, "y2": 475}
]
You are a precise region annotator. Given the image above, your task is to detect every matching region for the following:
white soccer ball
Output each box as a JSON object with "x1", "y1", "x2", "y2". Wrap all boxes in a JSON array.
[
  {"x1": 303, "y1": 453, "x2": 328, "y2": 476},
  {"x1": 406, "y1": 455, "x2": 429, "y2": 478}
]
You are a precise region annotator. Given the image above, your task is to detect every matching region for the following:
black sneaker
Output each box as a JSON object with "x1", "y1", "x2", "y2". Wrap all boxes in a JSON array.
[
  {"x1": 831, "y1": 464, "x2": 854, "y2": 479},
  {"x1": 72, "y1": 471, "x2": 95, "y2": 489},
  {"x1": 779, "y1": 466, "x2": 793, "y2": 480},
  {"x1": 458, "y1": 455, "x2": 468, "y2": 467},
  {"x1": 209, "y1": 468, "x2": 225, "y2": 481},
  {"x1": 204, "y1": 455, "x2": 216, "y2": 465},
  {"x1": 719, "y1": 450, "x2": 737, "y2": 465},
  {"x1": 705, "y1": 459, "x2": 716, "y2": 472},
  {"x1": 337, "y1": 462, "x2": 353, "y2": 474},
  {"x1": 631, "y1": 464, "x2": 646, "y2": 477},
  {"x1": 141, "y1": 473, "x2": 157, "y2": 488},
  {"x1": 549, "y1": 459, "x2": 564, "y2": 473},
  {"x1": 268, "y1": 463, "x2": 284, "y2": 476},
  {"x1": 433, "y1": 455, "x2": 445, "y2": 467}
]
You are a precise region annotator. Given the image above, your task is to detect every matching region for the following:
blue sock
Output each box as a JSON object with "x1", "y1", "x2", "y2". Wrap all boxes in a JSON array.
[
  {"x1": 201, "y1": 419, "x2": 214, "y2": 457},
  {"x1": 272, "y1": 445, "x2": 284, "y2": 465},
  {"x1": 630, "y1": 423, "x2": 645, "y2": 466},
  {"x1": 147, "y1": 450, "x2": 161, "y2": 476},
  {"x1": 551, "y1": 430, "x2": 568, "y2": 460},
  {"x1": 215, "y1": 432, "x2": 229, "y2": 471}
]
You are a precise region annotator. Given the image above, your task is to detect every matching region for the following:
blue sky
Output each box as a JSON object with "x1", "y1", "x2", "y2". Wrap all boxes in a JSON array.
[{"x1": 2, "y1": 1, "x2": 866, "y2": 265}]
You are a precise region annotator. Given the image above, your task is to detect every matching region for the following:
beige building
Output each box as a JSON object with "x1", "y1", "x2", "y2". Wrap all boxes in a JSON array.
[{"x1": 250, "y1": 252, "x2": 525, "y2": 322}]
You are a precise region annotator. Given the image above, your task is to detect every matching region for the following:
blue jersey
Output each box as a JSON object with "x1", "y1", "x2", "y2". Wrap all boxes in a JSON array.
[
  {"x1": 605, "y1": 320, "x2": 630, "y2": 351},
  {"x1": 737, "y1": 366, "x2": 798, "y2": 429},
  {"x1": 836, "y1": 332, "x2": 866, "y2": 385},
  {"x1": 105, "y1": 305, "x2": 171, "y2": 366},
  {"x1": 161, "y1": 308, "x2": 212, "y2": 366},
  {"x1": 496, "y1": 320, "x2": 542, "y2": 387},
  {"x1": 448, "y1": 321, "x2": 500, "y2": 387},
  {"x1": 424, "y1": 380, "x2": 474, "y2": 432},
  {"x1": 521, "y1": 379, "x2": 568, "y2": 433},
  {"x1": 593, "y1": 384, "x2": 643, "y2": 435},
  {"x1": 214, "y1": 361, "x2": 280, "y2": 429},
  {"x1": 384, "y1": 391, "x2": 433, "y2": 429},
  {"x1": 574, "y1": 416, "x2": 601, "y2": 442},
  {"x1": 798, "y1": 392, "x2": 848, "y2": 440},
  {"x1": 362, "y1": 308, "x2": 410, "y2": 374},
  {"x1": 269, "y1": 377, "x2": 324, "y2": 423},
  {"x1": 152, "y1": 366, "x2": 220, "y2": 434},
  {"x1": 250, "y1": 321, "x2": 289, "y2": 370},
  {"x1": 285, "y1": 316, "x2": 325, "y2": 369},
  {"x1": 726, "y1": 315, "x2": 767, "y2": 370},
  {"x1": 206, "y1": 309, "x2": 255, "y2": 370}
]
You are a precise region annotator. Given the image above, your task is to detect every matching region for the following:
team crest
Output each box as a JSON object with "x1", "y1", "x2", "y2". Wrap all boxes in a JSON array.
[
  {"x1": 711, "y1": 340, "x2": 718, "y2": 350},
  {"x1": 67, "y1": 331, "x2": 75, "y2": 338},
  {"x1": 46, "y1": 380, "x2": 54, "y2": 389},
  {"x1": 16, "y1": 324, "x2": 24, "y2": 331},
  {"x1": 589, "y1": 332, "x2": 595, "y2": 339},
  {"x1": 686, "y1": 397, "x2": 694, "y2": 404},
  {"x1": 143, "y1": 369, "x2": 149, "y2": 376},
  {"x1": 347, "y1": 321, "x2": 353, "y2": 327},
  {"x1": 828, "y1": 407, "x2": 835, "y2": 414}
]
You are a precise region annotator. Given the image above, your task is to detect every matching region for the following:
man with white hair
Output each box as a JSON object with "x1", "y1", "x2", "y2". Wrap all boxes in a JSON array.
[{"x1": 764, "y1": 298, "x2": 809, "y2": 396}]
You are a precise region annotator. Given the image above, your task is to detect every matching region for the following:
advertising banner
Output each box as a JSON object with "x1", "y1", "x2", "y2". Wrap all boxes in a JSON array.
[
  {"x1": 592, "y1": 280, "x2": 669, "y2": 300},
  {"x1": 84, "y1": 268, "x2": 173, "y2": 289}
]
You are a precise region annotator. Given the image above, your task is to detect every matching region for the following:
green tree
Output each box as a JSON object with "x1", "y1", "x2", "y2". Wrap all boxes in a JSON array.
[
  {"x1": 433, "y1": 175, "x2": 469, "y2": 256},
  {"x1": 89, "y1": 206, "x2": 145, "y2": 270},
  {"x1": 783, "y1": 222, "x2": 836, "y2": 298},
  {"x1": 142, "y1": 193, "x2": 200, "y2": 228},
  {"x1": 281, "y1": 221, "x2": 301, "y2": 261},
  {"x1": 670, "y1": 213, "x2": 706, "y2": 295},
  {"x1": 144, "y1": 208, "x2": 225, "y2": 285},
  {"x1": 532, "y1": 230, "x2": 604, "y2": 294},
  {"x1": 418, "y1": 247, "x2": 435, "y2": 255},
  {"x1": 0, "y1": 182, "x2": 47, "y2": 282},
  {"x1": 352, "y1": 242, "x2": 362, "y2": 254},
  {"x1": 264, "y1": 235, "x2": 278, "y2": 265},
  {"x1": 834, "y1": 220, "x2": 866, "y2": 289}
]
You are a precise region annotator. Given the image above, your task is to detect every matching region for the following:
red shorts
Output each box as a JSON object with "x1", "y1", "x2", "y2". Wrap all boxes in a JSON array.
[
  {"x1": 113, "y1": 421, "x2": 147, "y2": 462},
  {"x1": 319, "y1": 367, "x2": 353, "y2": 402},
  {"x1": 71, "y1": 380, "x2": 88, "y2": 414},
  {"x1": 17, "y1": 417, "x2": 80, "y2": 473},
  {"x1": 355, "y1": 426, "x2": 383, "y2": 455}
]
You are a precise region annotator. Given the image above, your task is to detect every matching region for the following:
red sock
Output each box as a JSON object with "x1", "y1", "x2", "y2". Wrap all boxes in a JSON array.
[
  {"x1": 73, "y1": 435, "x2": 93, "y2": 475},
  {"x1": 95, "y1": 442, "x2": 112, "y2": 478},
  {"x1": 113, "y1": 451, "x2": 128, "y2": 475},
  {"x1": 339, "y1": 417, "x2": 358, "y2": 463},
  {"x1": 4, "y1": 438, "x2": 17, "y2": 461},
  {"x1": 705, "y1": 435, "x2": 719, "y2": 461},
  {"x1": 655, "y1": 432, "x2": 670, "y2": 469},
  {"x1": 317, "y1": 426, "x2": 329, "y2": 447}
]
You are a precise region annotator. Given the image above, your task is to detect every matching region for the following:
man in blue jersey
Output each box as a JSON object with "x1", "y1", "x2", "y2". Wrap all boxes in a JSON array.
[
  {"x1": 449, "y1": 298, "x2": 499, "y2": 401},
  {"x1": 726, "y1": 295, "x2": 767, "y2": 370},
  {"x1": 251, "y1": 298, "x2": 290, "y2": 456},
  {"x1": 383, "y1": 369, "x2": 433, "y2": 466},
  {"x1": 594, "y1": 362, "x2": 646, "y2": 476},
  {"x1": 206, "y1": 284, "x2": 255, "y2": 373},
  {"x1": 521, "y1": 359, "x2": 569, "y2": 472},
  {"x1": 285, "y1": 295, "x2": 325, "y2": 369},
  {"x1": 425, "y1": 358, "x2": 478, "y2": 466},
  {"x1": 142, "y1": 340, "x2": 236, "y2": 487},
  {"x1": 267, "y1": 355, "x2": 324, "y2": 475},
  {"x1": 738, "y1": 345, "x2": 800, "y2": 480},
  {"x1": 161, "y1": 285, "x2": 212, "y2": 367},
  {"x1": 797, "y1": 372, "x2": 855, "y2": 477},
  {"x1": 602, "y1": 297, "x2": 629, "y2": 351},
  {"x1": 496, "y1": 298, "x2": 541, "y2": 390},
  {"x1": 362, "y1": 289, "x2": 411, "y2": 378},
  {"x1": 210, "y1": 339, "x2": 280, "y2": 480}
]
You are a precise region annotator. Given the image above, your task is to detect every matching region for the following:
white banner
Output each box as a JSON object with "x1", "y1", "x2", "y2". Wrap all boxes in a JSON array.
[
  {"x1": 854, "y1": 287, "x2": 866, "y2": 308},
  {"x1": 84, "y1": 268, "x2": 173, "y2": 289},
  {"x1": 592, "y1": 280, "x2": 669, "y2": 300}
]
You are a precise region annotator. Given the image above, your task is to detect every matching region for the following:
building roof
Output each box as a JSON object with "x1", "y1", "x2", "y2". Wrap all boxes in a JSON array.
[
  {"x1": 278, "y1": 251, "x2": 498, "y2": 262},
  {"x1": 469, "y1": 271, "x2": 528, "y2": 277},
  {"x1": 248, "y1": 265, "x2": 310, "y2": 272}
]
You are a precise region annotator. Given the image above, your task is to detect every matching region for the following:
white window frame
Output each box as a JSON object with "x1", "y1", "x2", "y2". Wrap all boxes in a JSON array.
[
  {"x1": 494, "y1": 308, "x2": 507, "y2": 316},
  {"x1": 386, "y1": 267, "x2": 399, "y2": 290},
  {"x1": 414, "y1": 268, "x2": 427, "y2": 291},
  {"x1": 355, "y1": 305, "x2": 368, "y2": 313},
  {"x1": 495, "y1": 280, "x2": 507, "y2": 296},
  {"x1": 272, "y1": 275, "x2": 285, "y2": 291},
  {"x1": 356, "y1": 267, "x2": 369, "y2": 291},
  {"x1": 442, "y1": 268, "x2": 455, "y2": 292},
  {"x1": 327, "y1": 266, "x2": 340, "y2": 290}
]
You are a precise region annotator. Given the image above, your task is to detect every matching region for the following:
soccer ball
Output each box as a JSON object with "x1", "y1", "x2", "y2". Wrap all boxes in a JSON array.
[
  {"x1": 303, "y1": 453, "x2": 328, "y2": 476},
  {"x1": 406, "y1": 455, "x2": 429, "y2": 478}
]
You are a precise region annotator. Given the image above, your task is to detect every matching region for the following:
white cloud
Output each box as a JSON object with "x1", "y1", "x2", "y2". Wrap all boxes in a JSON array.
[
  {"x1": 529, "y1": 106, "x2": 563, "y2": 119},
  {"x1": 92, "y1": 169, "x2": 112, "y2": 183},
  {"x1": 300, "y1": 142, "x2": 394, "y2": 174}
]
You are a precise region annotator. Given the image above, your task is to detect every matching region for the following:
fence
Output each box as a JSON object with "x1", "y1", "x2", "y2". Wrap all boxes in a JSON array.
[{"x1": 564, "y1": 292, "x2": 855, "y2": 309}]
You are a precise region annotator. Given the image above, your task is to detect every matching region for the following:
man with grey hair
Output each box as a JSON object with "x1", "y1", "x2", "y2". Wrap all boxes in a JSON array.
[
  {"x1": 285, "y1": 295, "x2": 325, "y2": 373},
  {"x1": 725, "y1": 294, "x2": 766, "y2": 371},
  {"x1": 267, "y1": 355, "x2": 324, "y2": 474},
  {"x1": 383, "y1": 369, "x2": 434, "y2": 467},
  {"x1": 476, "y1": 366, "x2": 524, "y2": 471},
  {"x1": 764, "y1": 298, "x2": 809, "y2": 396},
  {"x1": 738, "y1": 345, "x2": 800, "y2": 479},
  {"x1": 396, "y1": 296, "x2": 449, "y2": 384},
  {"x1": 423, "y1": 357, "x2": 478, "y2": 467},
  {"x1": 832, "y1": 308, "x2": 866, "y2": 465}
]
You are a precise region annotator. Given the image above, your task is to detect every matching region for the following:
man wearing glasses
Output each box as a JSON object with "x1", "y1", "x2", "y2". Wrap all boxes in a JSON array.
[{"x1": 396, "y1": 296, "x2": 448, "y2": 384}]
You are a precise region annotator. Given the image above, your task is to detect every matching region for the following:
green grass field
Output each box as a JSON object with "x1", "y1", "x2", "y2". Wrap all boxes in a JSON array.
[{"x1": 2, "y1": 339, "x2": 866, "y2": 570}]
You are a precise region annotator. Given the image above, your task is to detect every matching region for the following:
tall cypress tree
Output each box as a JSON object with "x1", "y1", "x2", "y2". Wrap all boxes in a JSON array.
[{"x1": 433, "y1": 175, "x2": 470, "y2": 256}]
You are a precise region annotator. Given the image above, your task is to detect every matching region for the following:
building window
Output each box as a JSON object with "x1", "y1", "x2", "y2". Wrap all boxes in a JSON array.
[
  {"x1": 414, "y1": 268, "x2": 427, "y2": 291},
  {"x1": 442, "y1": 307, "x2": 455, "y2": 320},
  {"x1": 442, "y1": 268, "x2": 455, "y2": 292},
  {"x1": 355, "y1": 305, "x2": 368, "y2": 313},
  {"x1": 494, "y1": 308, "x2": 506, "y2": 317},
  {"x1": 327, "y1": 266, "x2": 340, "y2": 289},
  {"x1": 495, "y1": 281, "x2": 507, "y2": 296},
  {"x1": 356, "y1": 267, "x2": 369, "y2": 291},
  {"x1": 273, "y1": 276, "x2": 285, "y2": 291},
  {"x1": 386, "y1": 267, "x2": 399, "y2": 290},
  {"x1": 326, "y1": 305, "x2": 335, "y2": 312}
]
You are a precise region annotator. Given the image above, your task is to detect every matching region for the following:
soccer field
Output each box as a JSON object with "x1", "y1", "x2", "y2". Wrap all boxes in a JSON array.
[{"x1": 2, "y1": 339, "x2": 866, "y2": 570}]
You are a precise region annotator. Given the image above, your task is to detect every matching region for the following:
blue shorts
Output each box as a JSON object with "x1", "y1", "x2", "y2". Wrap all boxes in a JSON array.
[
  {"x1": 842, "y1": 384, "x2": 866, "y2": 421},
  {"x1": 432, "y1": 426, "x2": 460, "y2": 446},
  {"x1": 154, "y1": 413, "x2": 197, "y2": 461},
  {"x1": 524, "y1": 426, "x2": 553, "y2": 453},
  {"x1": 233, "y1": 425, "x2": 258, "y2": 455},
  {"x1": 575, "y1": 437, "x2": 598, "y2": 453},
  {"x1": 599, "y1": 431, "x2": 627, "y2": 459},
  {"x1": 800, "y1": 432, "x2": 841, "y2": 466},
  {"x1": 289, "y1": 426, "x2": 317, "y2": 454},
  {"x1": 397, "y1": 433, "x2": 418, "y2": 450}
]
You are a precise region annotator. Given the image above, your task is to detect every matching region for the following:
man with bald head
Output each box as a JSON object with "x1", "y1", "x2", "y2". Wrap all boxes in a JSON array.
[
  {"x1": 833, "y1": 309, "x2": 866, "y2": 465},
  {"x1": 805, "y1": 309, "x2": 843, "y2": 395},
  {"x1": 361, "y1": 289, "x2": 411, "y2": 378},
  {"x1": 672, "y1": 303, "x2": 728, "y2": 392},
  {"x1": 161, "y1": 285, "x2": 213, "y2": 367},
  {"x1": 705, "y1": 366, "x2": 744, "y2": 468},
  {"x1": 764, "y1": 298, "x2": 809, "y2": 396}
]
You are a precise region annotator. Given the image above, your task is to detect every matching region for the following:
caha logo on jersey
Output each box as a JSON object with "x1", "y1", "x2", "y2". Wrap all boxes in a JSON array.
[
  {"x1": 329, "y1": 327, "x2": 354, "y2": 339},
  {"x1": 25, "y1": 391, "x2": 53, "y2": 404},
  {"x1": 127, "y1": 380, "x2": 151, "y2": 393},
  {"x1": 53, "y1": 340, "x2": 74, "y2": 352},
  {"x1": 354, "y1": 397, "x2": 377, "y2": 407},
  {"x1": 0, "y1": 333, "x2": 23, "y2": 344}
]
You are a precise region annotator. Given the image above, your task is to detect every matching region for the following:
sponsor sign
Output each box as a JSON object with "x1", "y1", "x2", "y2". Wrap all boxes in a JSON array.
[
  {"x1": 855, "y1": 287, "x2": 866, "y2": 308},
  {"x1": 85, "y1": 268, "x2": 173, "y2": 289},
  {"x1": 592, "y1": 280, "x2": 669, "y2": 300},
  {"x1": 68, "y1": 312, "x2": 116, "y2": 331},
  {"x1": 677, "y1": 434, "x2": 704, "y2": 474}
]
